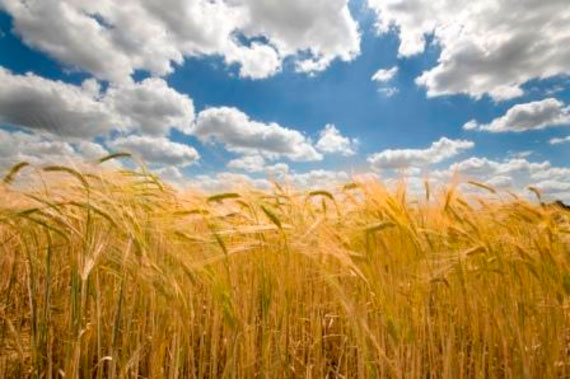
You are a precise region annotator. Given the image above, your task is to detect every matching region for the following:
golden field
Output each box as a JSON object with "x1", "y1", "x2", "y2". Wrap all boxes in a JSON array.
[{"x1": 0, "y1": 159, "x2": 569, "y2": 378}]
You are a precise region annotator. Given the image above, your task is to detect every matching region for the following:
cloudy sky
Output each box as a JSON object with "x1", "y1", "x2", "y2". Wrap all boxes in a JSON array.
[{"x1": 0, "y1": 0, "x2": 569, "y2": 197}]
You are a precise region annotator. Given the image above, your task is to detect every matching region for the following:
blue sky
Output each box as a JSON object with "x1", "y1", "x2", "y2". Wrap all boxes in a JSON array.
[{"x1": 0, "y1": 0, "x2": 569, "y2": 197}]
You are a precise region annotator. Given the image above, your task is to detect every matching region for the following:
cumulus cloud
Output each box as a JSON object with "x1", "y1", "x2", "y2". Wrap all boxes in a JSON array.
[
  {"x1": 367, "y1": 137, "x2": 474, "y2": 170},
  {"x1": 194, "y1": 106, "x2": 322, "y2": 162},
  {"x1": 155, "y1": 166, "x2": 186, "y2": 185},
  {"x1": 188, "y1": 166, "x2": 353, "y2": 192},
  {"x1": 191, "y1": 172, "x2": 271, "y2": 192},
  {"x1": 0, "y1": 129, "x2": 108, "y2": 172},
  {"x1": 263, "y1": 162, "x2": 290, "y2": 179},
  {"x1": 531, "y1": 167, "x2": 570, "y2": 182},
  {"x1": 430, "y1": 155, "x2": 570, "y2": 201},
  {"x1": 243, "y1": 0, "x2": 360, "y2": 75},
  {"x1": 107, "y1": 135, "x2": 199, "y2": 167},
  {"x1": 0, "y1": 67, "x2": 338, "y2": 179},
  {"x1": 105, "y1": 78, "x2": 195, "y2": 135},
  {"x1": 485, "y1": 175, "x2": 514, "y2": 189},
  {"x1": 1, "y1": 0, "x2": 360, "y2": 81},
  {"x1": 288, "y1": 169, "x2": 350, "y2": 189},
  {"x1": 368, "y1": 0, "x2": 570, "y2": 100},
  {"x1": 193, "y1": 168, "x2": 349, "y2": 191},
  {"x1": 227, "y1": 154, "x2": 266, "y2": 172},
  {"x1": 444, "y1": 157, "x2": 549, "y2": 179},
  {"x1": 223, "y1": 42, "x2": 281, "y2": 79},
  {"x1": 0, "y1": 68, "x2": 198, "y2": 138},
  {"x1": 371, "y1": 66, "x2": 398, "y2": 83},
  {"x1": 315, "y1": 124, "x2": 357, "y2": 156},
  {"x1": 74, "y1": 141, "x2": 110, "y2": 160},
  {"x1": 463, "y1": 98, "x2": 570, "y2": 133},
  {"x1": 242, "y1": 0, "x2": 361, "y2": 76},
  {"x1": 0, "y1": 67, "x2": 117, "y2": 138},
  {"x1": 245, "y1": 0, "x2": 361, "y2": 76},
  {"x1": 533, "y1": 180, "x2": 570, "y2": 193}
]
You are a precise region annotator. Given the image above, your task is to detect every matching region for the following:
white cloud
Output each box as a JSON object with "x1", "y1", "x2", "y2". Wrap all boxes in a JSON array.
[
  {"x1": 366, "y1": 153, "x2": 570, "y2": 202},
  {"x1": 295, "y1": 57, "x2": 334, "y2": 74},
  {"x1": 367, "y1": 151, "x2": 570, "y2": 203},
  {"x1": 243, "y1": 0, "x2": 360, "y2": 75},
  {"x1": 227, "y1": 154, "x2": 266, "y2": 173},
  {"x1": 0, "y1": 67, "x2": 344, "y2": 178},
  {"x1": 367, "y1": 137, "x2": 474, "y2": 170},
  {"x1": 550, "y1": 136, "x2": 570, "y2": 145},
  {"x1": 191, "y1": 172, "x2": 271, "y2": 192},
  {"x1": 227, "y1": 155, "x2": 293, "y2": 175},
  {"x1": 534, "y1": 180, "x2": 570, "y2": 193},
  {"x1": 107, "y1": 135, "x2": 199, "y2": 167},
  {"x1": 0, "y1": 68, "x2": 197, "y2": 138},
  {"x1": 105, "y1": 78, "x2": 195, "y2": 135},
  {"x1": 485, "y1": 175, "x2": 513, "y2": 189},
  {"x1": 529, "y1": 167, "x2": 570, "y2": 203},
  {"x1": 288, "y1": 169, "x2": 350, "y2": 189},
  {"x1": 377, "y1": 87, "x2": 399, "y2": 97},
  {"x1": 194, "y1": 106, "x2": 322, "y2": 162},
  {"x1": 1, "y1": 0, "x2": 141, "y2": 83},
  {"x1": 433, "y1": 156, "x2": 563, "y2": 191},
  {"x1": 507, "y1": 150, "x2": 533, "y2": 159},
  {"x1": 531, "y1": 167, "x2": 570, "y2": 182},
  {"x1": 1, "y1": 0, "x2": 360, "y2": 82},
  {"x1": 424, "y1": 156, "x2": 570, "y2": 202},
  {"x1": 74, "y1": 141, "x2": 109, "y2": 160},
  {"x1": 371, "y1": 66, "x2": 398, "y2": 83},
  {"x1": 315, "y1": 124, "x2": 357, "y2": 156},
  {"x1": 155, "y1": 166, "x2": 186, "y2": 185},
  {"x1": 462, "y1": 120, "x2": 478, "y2": 131},
  {"x1": 463, "y1": 98, "x2": 570, "y2": 132},
  {"x1": 368, "y1": 0, "x2": 570, "y2": 100},
  {"x1": 372, "y1": 66, "x2": 399, "y2": 97},
  {"x1": 444, "y1": 157, "x2": 549, "y2": 178},
  {"x1": 0, "y1": 129, "x2": 108, "y2": 172},
  {"x1": 189, "y1": 167, "x2": 350, "y2": 192},
  {"x1": 0, "y1": 67, "x2": 116, "y2": 138},
  {"x1": 223, "y1": 42, "x2": 281, "y2": 79},
  {"x1": 264, "y1": 162, "x2": 290, "y2": 179}
]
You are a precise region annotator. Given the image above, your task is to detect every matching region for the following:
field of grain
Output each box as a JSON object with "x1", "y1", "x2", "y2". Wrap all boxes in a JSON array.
[{"x1": 1, "y1": 159, "x2": 569, "y2": 378}]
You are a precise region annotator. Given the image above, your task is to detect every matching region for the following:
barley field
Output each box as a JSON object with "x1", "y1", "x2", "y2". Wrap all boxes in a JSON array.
[{"x1": 1, "y1": 159, "x2": 569, "y2": 378}]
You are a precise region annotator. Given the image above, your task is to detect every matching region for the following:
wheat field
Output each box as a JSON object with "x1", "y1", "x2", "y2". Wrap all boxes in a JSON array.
[{"x1": 0, "y1": 158, "x2": 569, "y2": 378}]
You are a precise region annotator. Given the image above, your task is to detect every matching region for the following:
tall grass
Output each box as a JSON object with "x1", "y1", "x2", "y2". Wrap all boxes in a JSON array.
[{"x1": 0, "y1": 162, "x2": 569, "y2": 378}]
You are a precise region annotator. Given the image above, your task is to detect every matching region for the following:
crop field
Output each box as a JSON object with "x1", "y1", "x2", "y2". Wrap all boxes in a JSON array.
[{"x1": 0, "y1": 160, "x2": 569, "y2": 378}]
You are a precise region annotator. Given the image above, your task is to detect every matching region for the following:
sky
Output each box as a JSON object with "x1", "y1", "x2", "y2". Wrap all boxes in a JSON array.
[{"x1": 0, "y1": 0, "x2": 569, "y2": 198}]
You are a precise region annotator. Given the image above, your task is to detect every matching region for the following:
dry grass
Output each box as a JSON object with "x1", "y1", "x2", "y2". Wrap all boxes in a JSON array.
[{"x1": 1, "y1": 161, "x2": 569, "y2": 378}]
